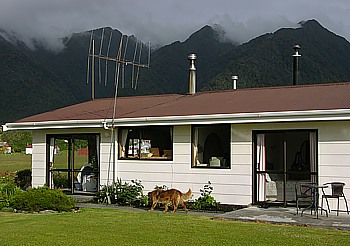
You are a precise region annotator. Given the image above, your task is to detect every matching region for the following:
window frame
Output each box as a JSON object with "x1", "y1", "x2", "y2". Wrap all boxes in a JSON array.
[
  {"x1": 118, "y1": 126, "x2": 173, "y2": 161},
  {"x1": 191, "y1": 124, "x2": 231, "y2": 169}
]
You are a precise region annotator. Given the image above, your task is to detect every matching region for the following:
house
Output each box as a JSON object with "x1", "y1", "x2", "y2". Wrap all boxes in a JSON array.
[
  {"x1": 0, "y1": 142, "x2": 12, "y2": 154},
  {"x1": 3, "y1": 81, "x2": 350, "y2": 209},
  {"x1": 25, "y1": 144, "x2": 32, "y2": 155},
  {"x1": 2, "y1": 54, "x2": 350, "y2": 211}
]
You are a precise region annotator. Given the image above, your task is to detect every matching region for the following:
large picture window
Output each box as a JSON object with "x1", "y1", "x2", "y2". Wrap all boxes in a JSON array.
[
  {"x1": 118, "y1": 126, "x2": 173, "y2": 160},
  {"x1": 192, "y1": 124, "x2": 230, "y2": 168}
]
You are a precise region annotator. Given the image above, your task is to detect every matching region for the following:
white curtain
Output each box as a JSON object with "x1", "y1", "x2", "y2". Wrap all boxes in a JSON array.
[
  {"x1": 257, "y1": 134, "x2": 266, "y2": 202},
  {"x1": 120, "y1": 129, "x2": 128, "y2": 158},
  {"x1": 193, "y1": 127, "x2": 199, "y2": 165},
  {"x1": 49, "y1": 137, "x2": 55, "y2": 189},
  {"x1": 309, "y1": 131, "x2": 317, "y2": 183}
]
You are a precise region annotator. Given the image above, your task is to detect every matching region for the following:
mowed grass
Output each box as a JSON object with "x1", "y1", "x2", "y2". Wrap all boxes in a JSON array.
[
  {"x1": 0, "y1": 151, "x2": 88, "y2": 172},
  {"x1": 1, "y1": 208, "x2": 350, "y2": 246},
  {"x1": 1, "y1": 153, "x2": 349, "y2": 245},
  {"x1": 0, "y1": 153, "x2": 31, "y2": 172}
]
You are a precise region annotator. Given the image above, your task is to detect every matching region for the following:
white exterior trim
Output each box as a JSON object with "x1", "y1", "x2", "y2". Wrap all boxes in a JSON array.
[{"x1": 4, "y1": 109, "x2": 350, "y2": 131}]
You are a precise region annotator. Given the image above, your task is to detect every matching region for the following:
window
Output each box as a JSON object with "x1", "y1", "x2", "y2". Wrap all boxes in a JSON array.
[
  {"x1": 192, "y1": 124, "x2": 230, "y2": 168},
  {"x1": 119, "y1": 126, "x2": 173, "y2": 160},
  {"x1": 47, "y1": 134, "x2": 99, "y2": 194}
]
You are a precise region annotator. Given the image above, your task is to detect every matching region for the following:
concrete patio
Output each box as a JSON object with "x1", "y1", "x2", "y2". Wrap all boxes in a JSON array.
[{"x1": 213, "y1": 206, "x2": 350, "y2": 230}]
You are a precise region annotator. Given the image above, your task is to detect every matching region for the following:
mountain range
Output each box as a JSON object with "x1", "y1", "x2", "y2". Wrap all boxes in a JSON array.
[{"x1": 1, "y1": 19, "x2": 350, "y2": 124}]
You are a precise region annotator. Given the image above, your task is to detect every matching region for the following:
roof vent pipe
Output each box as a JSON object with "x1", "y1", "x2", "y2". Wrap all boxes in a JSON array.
[
  {"x1": 188, "y1": 53, "x2": 197, "y2": 95},
  {"x1": 231, "y1": 75, "x2": 238, "y2": 89},
  {"x1": 292, "y1": 44, "x2": 301, "y2": 85}
]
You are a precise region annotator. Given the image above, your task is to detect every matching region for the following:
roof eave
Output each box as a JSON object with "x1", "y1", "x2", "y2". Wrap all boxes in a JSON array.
[
  {"x1": 3, "y1": 109, "x2": 350, "y2": 131},
  {"x1": 2, "y1": 120, "x2": 106, "y2": 131}
]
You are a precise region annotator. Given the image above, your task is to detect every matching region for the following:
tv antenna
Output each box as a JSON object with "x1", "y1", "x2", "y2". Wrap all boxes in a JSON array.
[
  {"x1": 85, "y1": 28, "x2": 151, "y2": 204},
  {"x1": 86, "y1": 28, "x2": 151, "y2": 100}
]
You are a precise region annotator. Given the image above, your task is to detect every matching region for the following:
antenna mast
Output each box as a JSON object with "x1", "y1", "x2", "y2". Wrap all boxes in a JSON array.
[{"x1": 86, "y1": 29, "x2": 151, "y2": 204}]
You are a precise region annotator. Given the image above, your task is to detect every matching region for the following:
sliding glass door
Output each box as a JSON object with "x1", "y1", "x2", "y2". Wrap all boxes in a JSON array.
[
  {"x1": 254, "y1": 130, "x2": 317, "y2": 206},
  {"x1": 46, "y1": 134, "x2": 100, "y2": 194}
]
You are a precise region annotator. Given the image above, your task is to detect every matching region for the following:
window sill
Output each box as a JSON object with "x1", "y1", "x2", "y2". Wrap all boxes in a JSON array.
[
  {"x1": 119, "y1": 157, "x2": 173, "y2": 161},
  {"x1": 192, "y1": 166, "x2": 230, "y2": 169}
]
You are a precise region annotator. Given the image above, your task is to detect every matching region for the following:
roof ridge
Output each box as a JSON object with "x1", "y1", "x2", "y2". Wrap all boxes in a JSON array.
[
  {"x1": 193, "y1": 82, "x2": 350, "y2": 95},
  {"x1": 87, "y1": 82, "x2": 350, "y2": 101}
]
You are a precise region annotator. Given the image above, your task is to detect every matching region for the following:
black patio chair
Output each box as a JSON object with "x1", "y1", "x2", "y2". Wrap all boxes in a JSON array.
[
  {"x1": 295, "y1": 182, "x2": 315, "y2": 215},
  {"x1": 321, "y1": 182, "x2": 349, "y2": 216}
]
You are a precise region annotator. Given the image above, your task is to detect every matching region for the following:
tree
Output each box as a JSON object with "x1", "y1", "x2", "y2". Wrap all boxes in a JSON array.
[{"x1": 1, "y1": 130, "x2": 32, "y2": 152}]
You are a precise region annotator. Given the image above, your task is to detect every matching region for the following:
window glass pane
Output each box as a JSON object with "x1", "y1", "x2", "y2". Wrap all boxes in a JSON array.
[
  {"x1": 192, "y1": 124, "x2": 230, "y2": 168},
  {"x1": 119, "y1": 126, "x2": 173, "y2": 160}
]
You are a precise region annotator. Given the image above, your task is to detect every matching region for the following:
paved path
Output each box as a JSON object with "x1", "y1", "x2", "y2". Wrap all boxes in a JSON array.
[{"x1": 214, "y1": 206, "x2": 350, "y2": 231}]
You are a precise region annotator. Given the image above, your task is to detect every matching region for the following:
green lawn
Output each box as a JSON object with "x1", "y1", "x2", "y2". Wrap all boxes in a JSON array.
[
  {"x1": 0, "y1": 151, "x2": 89, "y2": 172},
  {"x1": 0, "y1": 208, "x2": 349, "y2": 245},
  {"x1": 0, "y1": 153, "x2": 31, "y2": 172}
]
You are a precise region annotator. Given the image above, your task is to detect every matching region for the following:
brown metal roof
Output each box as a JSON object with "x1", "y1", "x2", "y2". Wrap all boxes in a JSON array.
[{"x1": 15, "y1": 82, "x2": 350, "y2": 123}]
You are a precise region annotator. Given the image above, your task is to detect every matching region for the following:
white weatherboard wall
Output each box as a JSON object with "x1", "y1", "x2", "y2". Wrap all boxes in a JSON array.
[
  {"x1": 116, "y1": 125, "x2": 253, "y2": 205},
  {"x1": 232, "y1": 121, "x2": 350, "y2": 209},
  {"x1": 32, "y1": 131, "x2": 47, "y2": 187},
  {"x1": 116, "y1": 125, "x2": 192, "y2": 194},
  {"x1": 30, "y1": 120, "x2": 350, "y2": 208},
  {"x1": 318, "y1": 121, "x2": 350, "y2": 212}
]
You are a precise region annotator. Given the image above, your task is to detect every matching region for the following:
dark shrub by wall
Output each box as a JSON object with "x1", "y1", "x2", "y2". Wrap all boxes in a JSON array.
[
  {"x1": 15, "y1": 169, "x2": 32, "y2": 190},
  {"x1": 10, "y1": 186, "x2": 76, "y2": 212}
]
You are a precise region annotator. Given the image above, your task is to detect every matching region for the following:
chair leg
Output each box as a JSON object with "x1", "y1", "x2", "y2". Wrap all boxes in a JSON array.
[
  {"x1": 296, "y1": 199, "x2": 299, "y2": 215},
  {"x1": 324, "y1": 196, "x2": 331, "y2": 214},
  {"x1": 344, "y1": 197, "x2": 349, "y2": 215},
  {"x1": 337, "y1": 198, "x2": 340, "y2": 216}
]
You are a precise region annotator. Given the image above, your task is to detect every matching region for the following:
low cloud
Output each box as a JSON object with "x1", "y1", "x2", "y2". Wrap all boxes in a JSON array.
[{"x1": 0, "y1": 0, "x2": 349, "y2": 51}]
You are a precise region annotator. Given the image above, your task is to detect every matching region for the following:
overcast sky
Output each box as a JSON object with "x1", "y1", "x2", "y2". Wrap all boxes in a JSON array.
[{"x1": 0, "y1": 0, "x2": 349, "y2": 51}]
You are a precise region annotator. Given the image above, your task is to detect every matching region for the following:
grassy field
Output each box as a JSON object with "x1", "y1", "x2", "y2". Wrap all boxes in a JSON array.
[
  {"x1": 0, "y1": 151, "x2": 88, "y2": 172},
  {"x1": 0, "y1": 208, "x2": 349, "y2": 245},
  {"x1": 0, "y1": 153, "x2": 31, "y2": 172}
]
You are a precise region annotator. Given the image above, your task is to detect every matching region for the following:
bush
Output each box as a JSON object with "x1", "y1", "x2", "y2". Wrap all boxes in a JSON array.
[
  {"x1": 0, "y1": 171, "x2": 22, "y2": 210},
  {"x1": 53, "y1": 172, "x2": 70, "y2": 189},
  {"x1": 10, "y1": 186, "x2": 76, "y2": 212},
  {"x1": 0, "y1": 182, "x2": 22, "y2": 209},
  {"x1": 0, "y1": 171, "x2": 15, "y2": 184},
  {"x1": 15, "y1": 169, "x2": 32, "y2": 190},
  {"x1": 191, "y1": 181, "x2": 218, "y2": 211},
  {"x1": 97, "y1": 178, "x2": 146, "y2": 206}
]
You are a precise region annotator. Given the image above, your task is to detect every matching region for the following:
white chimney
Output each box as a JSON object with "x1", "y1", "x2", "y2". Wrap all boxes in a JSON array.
[
  {"x1": 231, "y1": 75, "x2": 238, "y2": 89},
  {"x1": 188, "y1": 53, "x2": 197, "y2": 95}
]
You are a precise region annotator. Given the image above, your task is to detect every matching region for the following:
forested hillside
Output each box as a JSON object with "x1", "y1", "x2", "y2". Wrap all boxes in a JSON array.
[{"x1": 1, "y1": 19, "x2": 350, "y2": 124}]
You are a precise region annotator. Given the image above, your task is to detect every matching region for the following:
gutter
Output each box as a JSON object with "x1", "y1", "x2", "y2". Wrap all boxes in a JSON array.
[{"x1": 3, "y1": 109, "x2": 350, "y2": 131}]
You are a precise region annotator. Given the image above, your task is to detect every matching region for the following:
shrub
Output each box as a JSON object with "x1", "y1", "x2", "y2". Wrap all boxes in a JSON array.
[
  {"x1": 97, "y1": 184, "x2": 117, "y2": 204},
  {"x1": 15, "y1": 169, "x2": 32, "y2": 190},
  {"x1": 10, "y1": 186, "x2": 76, "y2": 212},
  {"x1": 154, "y1": 184, "x2": 169, "y2": 190},
  {"x1": 0, "y1": 171, "x2": 22, "y2": 209},
  {"x1": 0, "y1": 171, "x2": 15, "y2": 184},
  {"x1": 97, "y1": 178, "x2": 145, "y2": 206},
  {"x1": 53, "y1": 172, "x2": 70, "y2": 189},
  {"x1": 191, "y1": 181, "x2": 218, "y2": 211},
  {"x1": 0, "y1": 182, "x2": 22, "y2": 209}
]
